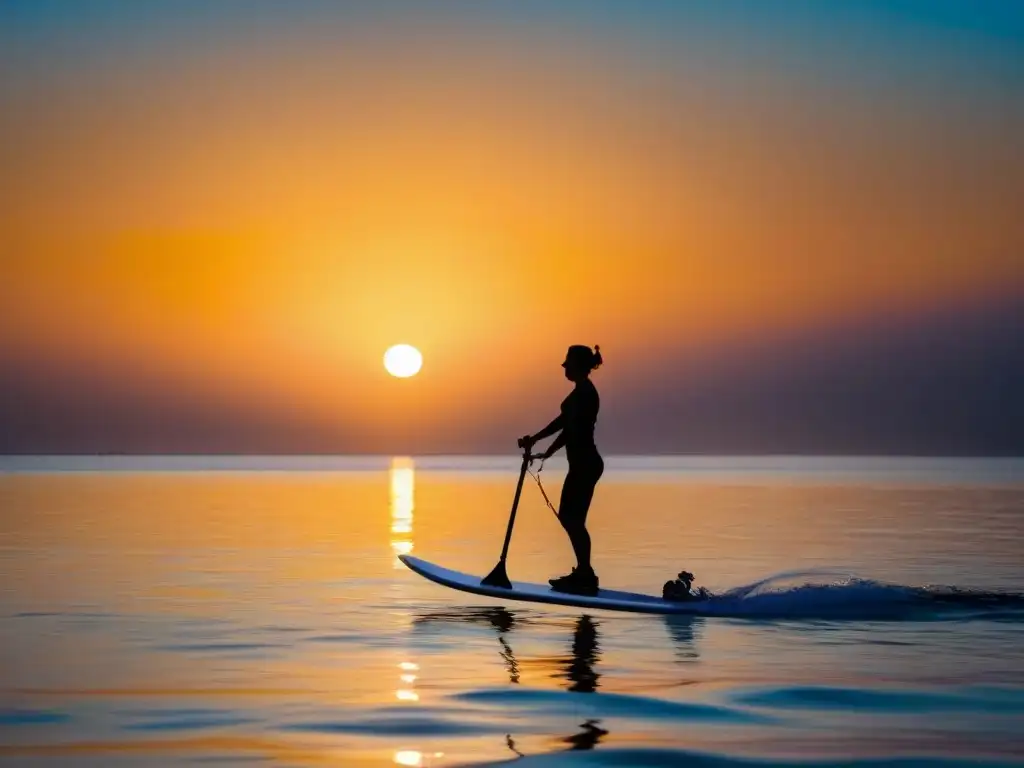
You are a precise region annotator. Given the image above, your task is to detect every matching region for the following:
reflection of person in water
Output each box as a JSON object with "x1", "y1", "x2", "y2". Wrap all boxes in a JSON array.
[
  {"x1": 558, "y1": 616, "x2": 607, "y2": 750},
  {"x1": 503, "y1": 613, "x2": 608, "y2": 753},
  {"x1": 429, "y1": 609, "x2": 602, "y2": 692},
  {"x1": 412, "y1": 609, "x2": 702, "y2": 757},
  {"x1": 562, "y1": 614, "x2": 600, "y2": 693},
  {"x1": 413, "y1": 608, "x2": 609, "y2": 752}
]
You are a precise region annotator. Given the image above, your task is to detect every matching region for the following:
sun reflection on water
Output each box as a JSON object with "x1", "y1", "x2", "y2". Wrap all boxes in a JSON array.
[
  {"x1": 397, "y1": 658, "x2": 421, "y2": 703},
  {"x1": 390, "y1": 457, "x2": 415, "y2": 567},
  {"x1": 394, "y1": 750, "x2": 445, "y2": 766},
  {"x1": 390, "y1": 458, "x2": 425, "y2": 753}
]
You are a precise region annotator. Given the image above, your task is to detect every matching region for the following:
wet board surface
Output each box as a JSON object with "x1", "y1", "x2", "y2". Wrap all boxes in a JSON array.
[{"x1": 399, "y1": 555, "x2": 713, "y2": 615}]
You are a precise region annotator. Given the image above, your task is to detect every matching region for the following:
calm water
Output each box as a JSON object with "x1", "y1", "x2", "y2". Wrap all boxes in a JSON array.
[{"x1": 1, "y1": 456, "x2": 1023, "y2": 766}]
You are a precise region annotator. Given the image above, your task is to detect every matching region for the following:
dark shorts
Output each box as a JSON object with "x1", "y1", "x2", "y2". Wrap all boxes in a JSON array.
[{"x1": 558, "y1": 456, "x2": 605, "y2": 528}]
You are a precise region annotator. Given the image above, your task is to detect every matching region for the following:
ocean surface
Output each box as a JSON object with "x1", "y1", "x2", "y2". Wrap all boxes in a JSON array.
[{"x1": 1, "y1": 455, "x2": 1023, "y2": 767}]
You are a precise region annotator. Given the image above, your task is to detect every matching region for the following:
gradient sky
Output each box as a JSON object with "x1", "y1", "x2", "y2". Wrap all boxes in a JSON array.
[{"x1": 1, "y1": 1, "x2": 1022, "y2": 455}]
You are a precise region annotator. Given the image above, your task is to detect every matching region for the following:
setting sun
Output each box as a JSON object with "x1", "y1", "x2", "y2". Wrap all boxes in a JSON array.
[{"x1": 383, "y1": 345, "x2": 423, "y2": 378}]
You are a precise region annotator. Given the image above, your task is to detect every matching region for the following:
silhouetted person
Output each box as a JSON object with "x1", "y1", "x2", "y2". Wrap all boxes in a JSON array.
[{"x1": 521, "y1": 344, "x2": 604, "y2": 595}]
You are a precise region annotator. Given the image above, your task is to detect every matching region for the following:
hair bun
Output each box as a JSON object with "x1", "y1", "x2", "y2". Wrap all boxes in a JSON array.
[{"x1": 591, "y1": 344, "x2": 603, "y2": 370}]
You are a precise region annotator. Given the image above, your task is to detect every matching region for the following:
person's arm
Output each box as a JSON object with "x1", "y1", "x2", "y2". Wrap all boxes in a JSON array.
[
  {"x1": 531, "y1": 414, "x2": 564, "y2": 442},
  {"x1": 541, "y1": 431, "x2": 567, "y2": 460}
]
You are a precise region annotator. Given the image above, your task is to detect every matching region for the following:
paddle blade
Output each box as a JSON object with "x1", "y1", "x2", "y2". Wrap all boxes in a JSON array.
[{"x1": 481, "y1": 560, "x2": 512, "y2": 589}]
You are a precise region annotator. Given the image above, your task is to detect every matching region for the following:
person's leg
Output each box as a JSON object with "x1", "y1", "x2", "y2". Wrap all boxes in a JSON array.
[
  {"x1": 557, "y1": 462, "x2": 602, "y2": 589},
  {"x1": 561, "y1": 483, "x2": 595, "y2": 571},
  {"x1": 553, "y1": 472, "x2": 583, "y2": 573},
  {"x1": 564, "y1": 458, "x2": 603, "y2": 573},
  {"x1": 552, "y1": 464, "x2": 602, "y2": 593},
  {"x1": 557, "y1": 471, "x2": 592, "y2": 570}
]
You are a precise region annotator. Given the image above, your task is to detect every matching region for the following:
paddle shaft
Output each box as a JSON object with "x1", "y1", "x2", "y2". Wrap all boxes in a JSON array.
[{"x1": 496, "y1": 450, "x2": 531, "y2": 564}]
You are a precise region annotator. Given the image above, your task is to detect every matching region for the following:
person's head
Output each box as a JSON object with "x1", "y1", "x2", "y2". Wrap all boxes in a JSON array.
[{"x1": 562, "y1": 344, "x2": 602, "y2": 382}]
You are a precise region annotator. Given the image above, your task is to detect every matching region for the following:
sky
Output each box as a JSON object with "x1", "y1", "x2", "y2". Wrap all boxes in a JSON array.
[{"x1": 1, "y1": 1, "x2": 1022, "y2": 455}]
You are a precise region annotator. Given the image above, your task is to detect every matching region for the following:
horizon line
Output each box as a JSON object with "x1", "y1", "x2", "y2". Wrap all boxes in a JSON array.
[{"x1": 2, "y1": 452, "x2": 1024, "y2": 460}]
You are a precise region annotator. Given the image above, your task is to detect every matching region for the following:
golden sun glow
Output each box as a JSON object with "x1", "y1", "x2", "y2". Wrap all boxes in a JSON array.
[{"x1": 383, "y1": 345, "x2": 423, "y2": 378}]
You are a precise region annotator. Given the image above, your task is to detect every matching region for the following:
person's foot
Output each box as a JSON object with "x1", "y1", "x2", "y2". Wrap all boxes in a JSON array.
[
  {"x1": 576, "y1": 566, "x2": 599, "y2": 595},
  {"x1": 548, "y1": 568, "x2": 577, "y2": 590},
  {"x1": 549, "y1": 566, "x2": 599, "y2": 596}
]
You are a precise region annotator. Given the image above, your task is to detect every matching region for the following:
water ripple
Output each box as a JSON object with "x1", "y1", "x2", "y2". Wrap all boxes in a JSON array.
[
  {"x1": 283, "y1": 713, "x2": 495, "y2": 736},
  {"x1": 454, "y1": 687, "x2": 771, "y2": 723},
  {"x1": 0, "y1": 709, "x2": 70, "y2": 726},
  {"x1": 123, "y1": 710, "x2": 257, "y2": 731},
  {"x1": 733, "y1": 685, "x2": 1024, "y2": 713}
]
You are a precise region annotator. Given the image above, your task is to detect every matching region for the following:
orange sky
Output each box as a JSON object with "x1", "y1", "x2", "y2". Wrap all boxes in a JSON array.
[{"x1": 1, "y1": 6, "x2": 1022, "y2": 451}]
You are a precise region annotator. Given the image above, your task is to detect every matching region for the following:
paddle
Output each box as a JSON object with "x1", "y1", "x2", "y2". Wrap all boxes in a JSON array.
[{"x1": 481, "y1": 440, "x2": 543, "y2": 589}]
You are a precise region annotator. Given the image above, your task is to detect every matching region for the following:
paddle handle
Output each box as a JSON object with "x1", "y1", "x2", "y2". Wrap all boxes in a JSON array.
[{"x1": 496, "y1": 449, "x2": 531, "y2": 563}]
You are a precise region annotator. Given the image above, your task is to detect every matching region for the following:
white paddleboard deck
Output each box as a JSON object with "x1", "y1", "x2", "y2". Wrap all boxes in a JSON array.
[{"x1": 399, "y1": 555, "x2": 713, "y2": 615}]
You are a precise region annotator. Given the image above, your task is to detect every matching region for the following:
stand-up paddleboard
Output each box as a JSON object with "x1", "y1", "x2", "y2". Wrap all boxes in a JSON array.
[{"x1": 399, "y1": 555, "x2": 713, "y2": 615}]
